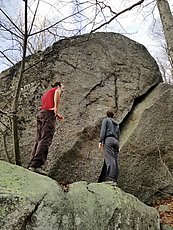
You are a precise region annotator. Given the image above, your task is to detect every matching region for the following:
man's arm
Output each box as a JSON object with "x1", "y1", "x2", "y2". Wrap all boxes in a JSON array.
[
  {"x1": 54, "y1": 89, "x2": 64, "y2": 120},
  {"x1": 98, "y1": 118, "x2": 107, "y2": 148}
]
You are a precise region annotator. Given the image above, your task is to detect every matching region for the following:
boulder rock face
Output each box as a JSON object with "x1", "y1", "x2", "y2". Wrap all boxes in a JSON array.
[
  {"x1": 119, "y1": 83, "x2": 173, "y2": 203},
  {"x1": 0, "y1": 160, "x2": 160, "y2": 230},
  {"x1": 0, "y1": 161, "x2": 64, "y2": 230},
  {"x1": 0, "y1": 32, "x2": 170, "y2": 204}
]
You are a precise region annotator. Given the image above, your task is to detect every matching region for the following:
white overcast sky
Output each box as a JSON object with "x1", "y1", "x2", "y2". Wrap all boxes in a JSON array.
[{"x1": 0, "y1": 0, "x2": 173, "y2": 72}]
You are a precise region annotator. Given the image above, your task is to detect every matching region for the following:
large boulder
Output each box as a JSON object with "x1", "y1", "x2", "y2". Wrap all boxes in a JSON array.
[
  {"x1": 119, "y1": 83, "x2": 173, "y2": 203},
  {"x1": 0, "y1": 32, "x2": 167, "y2": 204},
  {"x1": 0, "y1": 160, "x2": 160, "y2": 230}
]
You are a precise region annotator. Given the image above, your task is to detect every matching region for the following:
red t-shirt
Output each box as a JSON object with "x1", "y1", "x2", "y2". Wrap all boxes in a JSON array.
[{"x1": 41, "y1": 87, "x2": 57, "y2": 110}]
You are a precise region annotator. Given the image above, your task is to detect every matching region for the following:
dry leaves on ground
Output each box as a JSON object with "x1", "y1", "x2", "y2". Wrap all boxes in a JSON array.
[
  {"x1": 59, "y1": 182, "x2": 70, "y2": 192},
  {"x1": 154, "y1": 196, "x2": 173, "y2": 227}
]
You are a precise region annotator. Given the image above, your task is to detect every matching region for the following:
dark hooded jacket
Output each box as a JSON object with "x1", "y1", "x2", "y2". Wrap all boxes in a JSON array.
[{"x1": 99, "y1": 117, "x2": 120, "y2": 144}]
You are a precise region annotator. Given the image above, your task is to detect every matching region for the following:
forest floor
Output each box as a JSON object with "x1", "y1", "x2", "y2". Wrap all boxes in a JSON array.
[{"x1": 154, "y1": 196, "x2": 173, "y2": 228}]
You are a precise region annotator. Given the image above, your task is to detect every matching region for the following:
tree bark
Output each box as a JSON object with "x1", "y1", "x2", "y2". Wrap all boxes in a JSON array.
[
  {"x1": 157, "y1": 0, "x2": 173, "y2": 76},
  {"x1": 11, "y1": 0, "x2": 28, "y2": 165}
]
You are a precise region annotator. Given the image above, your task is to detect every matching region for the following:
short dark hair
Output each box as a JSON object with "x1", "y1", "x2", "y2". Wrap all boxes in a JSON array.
[
  {"x1": 107, "y1": 109, "x2": 114, "y2": 118},
  {"x1": 51, "y1": 81, "x2": 62, "y2": 88}
]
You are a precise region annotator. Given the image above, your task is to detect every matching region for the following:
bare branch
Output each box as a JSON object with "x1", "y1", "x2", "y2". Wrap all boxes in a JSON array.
[
  {"x1": 0, "y1": 8, "x2": 23, "y2": 35},
  {"x1": 0, "y1": 119, "x2": 10, "y2": 130},
  {"x1": 0, "y1": 50, "x2": 15, "y2": 65},
  {"x1": 96, "y1": 0, "x2": 117, "y2": 14},
  {"x1": 0, "y1": 109, "x2": 12, "y2": 117},
  {"x1": 91, "y1": 0, "x2": 145, "y2": 33},
  {"x1": 28, "y1": 0, "x2": 40, "y2": 35},
  {"x1": 29, "y1": 4, "x2": 94, "y2": 36},
  {"x1": 0, "y1": 23, "x2": 22, "y2": 39}
]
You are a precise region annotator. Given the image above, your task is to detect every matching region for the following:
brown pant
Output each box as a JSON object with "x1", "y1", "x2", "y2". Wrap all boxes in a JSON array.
[{"x1": 28, "y1": 110, "x2": 56, "y2": 168}]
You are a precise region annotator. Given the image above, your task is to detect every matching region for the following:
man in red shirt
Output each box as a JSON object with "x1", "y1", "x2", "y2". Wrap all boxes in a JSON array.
[{"x1": 28, "y1": 81, "x2": 64, "y2": 175}]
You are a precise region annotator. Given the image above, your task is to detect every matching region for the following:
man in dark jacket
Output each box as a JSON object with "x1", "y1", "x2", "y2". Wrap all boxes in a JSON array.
[
  {"x1": 28, "y1": 81, "x2": 64, "y2": 175},
  {"x1": 98, "y1": 109, "x2": 120, "y2": 185}
]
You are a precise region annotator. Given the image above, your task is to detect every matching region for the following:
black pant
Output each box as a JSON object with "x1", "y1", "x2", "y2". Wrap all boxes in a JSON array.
[
  {"x1": 28, "y1": 110, "x2": 56, "y2": 168},
  {"x1": 98, "y1": 137, "x2": 119, "y2": 182}
]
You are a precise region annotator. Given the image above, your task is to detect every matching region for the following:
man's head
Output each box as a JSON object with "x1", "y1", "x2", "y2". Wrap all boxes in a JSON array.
[
  {"x1": 51, "y1": 81, "x2": 64, "y2": 92},
  {"x1": 107, "y1": 109, "x2": 114, "y2": 118}
]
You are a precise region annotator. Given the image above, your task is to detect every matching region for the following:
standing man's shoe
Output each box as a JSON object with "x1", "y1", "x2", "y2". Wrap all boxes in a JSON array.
[
  {"x1": 104, "y1": 181, "x2": 117, "y2": 186},
  {"x1": 28, "y1": 167, "x2": 47, "y2": 176}
]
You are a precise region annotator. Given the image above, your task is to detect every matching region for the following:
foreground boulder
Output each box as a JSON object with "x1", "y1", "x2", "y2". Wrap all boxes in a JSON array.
[{"x1": 0, "y1": 160, "x2": 160, "y2": 230}]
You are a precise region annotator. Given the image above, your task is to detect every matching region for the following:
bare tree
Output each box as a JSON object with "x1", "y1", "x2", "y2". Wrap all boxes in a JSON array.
[
  {"x1": 0, "y1": 0, "x2": 41, "y2": 164},
  {"x1": 156, "y1": 0, "x2": 173, "y2": 80},
  {"x1": 11, "y1": 0, "x2": 28, "y2": 165},
  {"x1": 149, "y1": 17, "x2": 173, "y2": 83}
]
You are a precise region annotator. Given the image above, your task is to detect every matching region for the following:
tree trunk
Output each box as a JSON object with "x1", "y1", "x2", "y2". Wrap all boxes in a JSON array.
[
  {"x1": 157, "y1": 0, "x2": 173, "y2": 77},
  {"x1": 11, "y1": 0, "x2": 28, "y2": 165}
]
